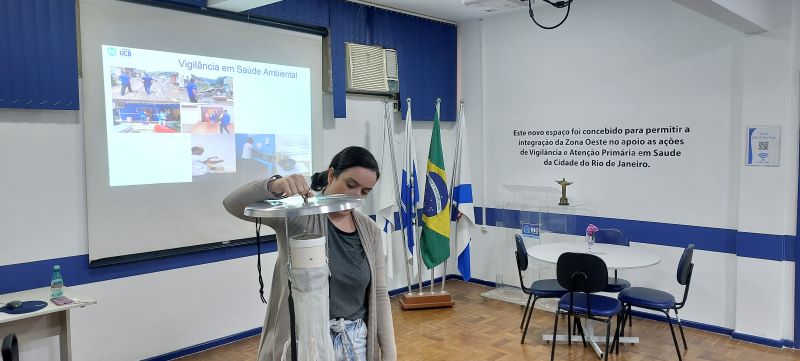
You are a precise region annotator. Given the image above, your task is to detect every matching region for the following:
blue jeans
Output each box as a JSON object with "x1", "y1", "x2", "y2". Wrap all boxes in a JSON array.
[{"x1": 329, "y1": 318, "x2": 367, "y2": 361}]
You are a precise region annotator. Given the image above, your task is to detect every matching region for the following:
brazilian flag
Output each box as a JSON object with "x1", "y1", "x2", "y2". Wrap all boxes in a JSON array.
[{"x1": 420, "y1": 103, "x2": 450, "y2": 269}]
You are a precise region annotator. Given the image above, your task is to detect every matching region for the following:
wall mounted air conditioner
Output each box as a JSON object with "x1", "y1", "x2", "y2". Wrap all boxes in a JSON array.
[{"x1": 345, "y1": 43, "x2": 399, "y2": 94}]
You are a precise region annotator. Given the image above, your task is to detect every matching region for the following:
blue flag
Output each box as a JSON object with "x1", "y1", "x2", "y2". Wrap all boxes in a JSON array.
[{"x1": 452, "y1": 102, "x2": 474, "y2": 280}]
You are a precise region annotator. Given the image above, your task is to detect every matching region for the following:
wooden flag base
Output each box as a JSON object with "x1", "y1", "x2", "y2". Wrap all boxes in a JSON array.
[{"x1": 399, "y1": 291, "x2": 455, "y2": 310}]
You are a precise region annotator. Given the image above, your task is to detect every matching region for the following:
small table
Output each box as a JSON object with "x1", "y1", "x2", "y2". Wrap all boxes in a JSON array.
[
  {"x1": 527, "y1": 242, "x2": 660, "y2": 269},
  {"x1": 0, "y1": 287, "x2": 96, "y2": 361},
  {"x1": 527, "y1": 242, "x2": 660, "y2": 358}
]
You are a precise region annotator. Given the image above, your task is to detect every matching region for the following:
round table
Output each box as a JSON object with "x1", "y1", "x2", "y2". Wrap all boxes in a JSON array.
[
  {"x1": 527, "y1": 242, "x2": 660, "y2": 269},
  {"x1": 525, "y1": 241, "x2": 660, "y2": 357}
]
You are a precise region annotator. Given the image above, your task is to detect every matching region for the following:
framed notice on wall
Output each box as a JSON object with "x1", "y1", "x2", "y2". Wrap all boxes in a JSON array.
[{"x1": 746, "y1": 126, "x2": 780, "y2": 166}]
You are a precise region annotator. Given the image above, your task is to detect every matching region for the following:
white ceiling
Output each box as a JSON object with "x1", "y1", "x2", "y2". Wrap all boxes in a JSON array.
[
  {"x1": 215, "y1": 1, "x2": 784, "y2": 31},
  {"x1": 351, "y1": 0, "x2": 527, "y2": 23},
  {"x1": 358, "y1": 0, "x2": 787, "y2": 32},
  {"x1": 208, "y1": 0, "x2": 546, "y2": 24}
]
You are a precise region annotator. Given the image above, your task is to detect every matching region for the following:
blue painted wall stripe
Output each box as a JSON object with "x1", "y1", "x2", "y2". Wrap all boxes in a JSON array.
[
  {"x1": 731, "y1": 332, "x2": 788, "y2": 349},
  {"x1": 474, "y1": 206, "x2": 484, "y2": 226},
  {"x1": 0, "y1": 240, "x2": 277, "y2": 295},
  {"x1": 0, "y1": 209, "x2": 794, "y2": 297},
  {"x1": 575, "y1": 215, "x2": 738, "y2": 254},
  {"x1": 485, "y1": 207, "x2": 500, "y2": 226},
  {"x1": 629, "y1": 310, "x2": 792, "y2": 348},
  {"x1": 387, "y1": 274, "x2": 495, "y2": 297},
  {"x1": 736, "y1": 232, "x2": 794, "y2": 261},
  {"x1": 142, "y1": 327, "x2": 262, "y2": 361},
  {"x1": 482, "y1": 209, "x2": 794, "y2": 262},
  {"x1": 629, "y1": 309, "x2": 733, "y2": 337}
]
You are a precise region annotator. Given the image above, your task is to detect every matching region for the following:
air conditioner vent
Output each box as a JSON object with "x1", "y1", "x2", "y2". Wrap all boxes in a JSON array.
[
  {"x1": 345, "y1": 43, "x2": 399, "y2": 94},
  {"x1": 385, "y1": 49, "x2": 398, "y2": 80},
  {"x1": 346, "y1": 43, "x2": 388, "y2": 93}
]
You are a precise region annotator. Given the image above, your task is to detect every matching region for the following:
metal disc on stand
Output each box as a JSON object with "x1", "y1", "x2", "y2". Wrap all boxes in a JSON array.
[{"x1": 245, "y1": 194, "x2": 364, "y2": 218}]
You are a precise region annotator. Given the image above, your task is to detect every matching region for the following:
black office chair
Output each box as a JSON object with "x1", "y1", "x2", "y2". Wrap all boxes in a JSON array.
[
  {"x1": 2, "y1": 333, "x2": 18, "y2": 361},
  {"x1": 594, "y1": 229, "x2": 632, "y2": 293},
  {"x1": 615, "y1": 244, "x2": 695, "y2": 361},
  {"x1": 550, "y1": 252, "x2": 622, "y2": 361},
  {"x1": 515, "y1": 234, "x2": 568, "y2": 343},
  {"x1": 594, "y1": 228, "x2": 633, "y2": 332}
]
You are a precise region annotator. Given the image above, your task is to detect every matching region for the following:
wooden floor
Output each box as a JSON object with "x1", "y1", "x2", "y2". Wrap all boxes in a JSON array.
[{"x1": 180, "y1": 281, "x2": 800, "y2": 360}]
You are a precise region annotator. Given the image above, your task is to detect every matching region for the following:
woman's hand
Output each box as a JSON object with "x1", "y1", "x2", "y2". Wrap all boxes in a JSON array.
[{"x1": 267, "y1": 174, "x2": 314, "y2": 198}]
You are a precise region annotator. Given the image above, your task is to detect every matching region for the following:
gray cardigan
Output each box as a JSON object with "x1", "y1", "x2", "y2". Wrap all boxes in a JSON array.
[{"x1": 223, "y1": 179, "x2": 397, "y2": 361}]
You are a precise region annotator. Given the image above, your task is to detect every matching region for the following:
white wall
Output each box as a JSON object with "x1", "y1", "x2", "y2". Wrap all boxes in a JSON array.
[
  {"x1": 0, "y1": 109, "x2": 87, "y2": 266},
  {"x1": 1, "y1": 93, "x2": 270, "y2": 360},
  {"x1": 5, "y1": 0, "x2": 800, "y2": 359},
  {"x1": 733, "y1": 0, "x2": 796, "y2": 340},
  {"x1": 457, "y1": 0, "x2": 799, "y2": 343},
  {"x1": 0, "y1": 88, "x2": 459, "y2": 359},
  {"x1": 1, "y1": 2, "x2": 454, "y2": 360},
  {"x1": 70, "y1": 255, "x2": 274, "y2": 360},
  {"x1": 482, "y1": 0, "x2": 741, "y2": 227}
]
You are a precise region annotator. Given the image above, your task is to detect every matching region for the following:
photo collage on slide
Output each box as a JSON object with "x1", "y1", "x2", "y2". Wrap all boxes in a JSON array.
[
  {"x1": 104, "y1": 45, "x2": 313, "y2": 186},
  {"x1": 234, "y1": 134, "x2": 311, "y2": 180},
  {"x1": 110, "y1": 67, "x2": 182, "y2": 134},
  {"x1": 109, "y1": 67, "x2": 240, "y2": 180}
]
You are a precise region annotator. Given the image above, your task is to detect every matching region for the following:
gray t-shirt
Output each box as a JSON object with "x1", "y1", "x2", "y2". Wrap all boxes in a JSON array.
[{"x1": 327, "y1": 219, "x2": 371, "y2": 321}]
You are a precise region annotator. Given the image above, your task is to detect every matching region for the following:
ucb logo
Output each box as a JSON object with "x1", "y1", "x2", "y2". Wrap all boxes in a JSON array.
[
  {"x1": 521, "y1": 223, "x2": 539, "y2": 237},
  {"x1": 107, "y1": 47, "x2": 117, "y2": 56},
  {"x1": 119, "y1": 48, "x2": 132, "y2": 57}
]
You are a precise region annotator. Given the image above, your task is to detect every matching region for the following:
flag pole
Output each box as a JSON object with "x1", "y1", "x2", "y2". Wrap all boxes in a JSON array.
[
  {"x1": 386, "y1": 99, "x2": 413, "y2": 293},
  {"x1": 417, "y1": 222, "x2": 424, "y2": 295},
  {"x1": 433, "y1": 98, "x2": 446, "y2": 294},
  {"x1": 443, "y1": 100, "x2": 465, "y2": 292},
  {"x1": 430, "y1": 98, "x2": 443, "y2": 295},
  {"x1": 410, "y1": 98, "x2": 425, "y2": 296},
  {"x1": 398, "y1": 97, "x2": 454, "y2": 311}
]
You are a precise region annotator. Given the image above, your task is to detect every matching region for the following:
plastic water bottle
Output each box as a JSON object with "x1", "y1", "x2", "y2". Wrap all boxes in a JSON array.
[
  {"x1": 50, "y1": 265, "x2": 64, "y2": 298},
  {"x1": 586, "y1": 234, "x2": 595, "y2": 253}
]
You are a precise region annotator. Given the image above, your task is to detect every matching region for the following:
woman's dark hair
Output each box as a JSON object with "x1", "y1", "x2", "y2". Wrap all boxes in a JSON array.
[{"x1": 310, "y1": 146, "x2": 380, "y2": 191}]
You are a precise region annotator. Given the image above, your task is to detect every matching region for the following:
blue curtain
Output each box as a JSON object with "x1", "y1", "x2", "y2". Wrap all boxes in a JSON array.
[
  {"x1": 245, "y1": 0, "x2": 330, "y2": 28},
  {"x1": 369, "y1": 8, "x2": 457, "y2": 121},
  {"x1": 329, "y1": 0, "x2": 371, "y2": 118},
  {"x1": 249, "y1": 0, "x2": 457, "y2": 121},
  {"x1": 0, "y1": 0, "x2": 457, "y2": 116},
  {"x1": 0, "y1": 0, "x2": 79, "y2": 110}
]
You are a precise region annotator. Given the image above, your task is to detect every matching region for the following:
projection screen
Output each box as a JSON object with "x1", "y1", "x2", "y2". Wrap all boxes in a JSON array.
[{"x1": 80, "y1": 0, "x2": 324, "y2": 262}]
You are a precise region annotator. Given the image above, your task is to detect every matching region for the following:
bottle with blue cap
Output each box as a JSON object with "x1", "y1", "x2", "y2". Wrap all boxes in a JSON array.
[{"x1": 50, "y1": 265, "x2": 64, "y2": 298}]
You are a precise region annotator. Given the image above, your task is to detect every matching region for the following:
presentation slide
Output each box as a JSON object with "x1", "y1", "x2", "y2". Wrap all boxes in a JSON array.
[
  {"x1": 101, "y1": 45, "x2": 312, "y2": 186},
  {"x1": 82, "y1": 0, "x2": 324, "y2": 261}
]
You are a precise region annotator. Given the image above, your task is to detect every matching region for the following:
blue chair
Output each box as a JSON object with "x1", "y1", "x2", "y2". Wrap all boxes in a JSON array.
[
  {"x1": 515, "y1": 234, "x2": 568, "y2": 344},
  {"x1": 594, "y1": 229, "x2": 632, "y2": 293},
  {"x1": 550, "y1": 252, "x2": 622, "y2": 361},
  {"x1": 2, "y1": 333, "x2": 18, "y2": 361},
  {"x1": 615, "y1": 244, "x2": 695, "y2": 361}
]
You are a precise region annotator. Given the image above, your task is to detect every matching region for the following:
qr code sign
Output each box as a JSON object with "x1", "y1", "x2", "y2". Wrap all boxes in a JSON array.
[{"x1": 758, "y1": 141, "x2": 769, "y2": 151}]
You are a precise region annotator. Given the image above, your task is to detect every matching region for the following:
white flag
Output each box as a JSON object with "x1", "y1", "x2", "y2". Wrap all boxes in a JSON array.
[
  {"x1": 376, "y1": 103, "x2": 397, "y2": 282},
  {"x1": 451, "y1": 103, "x2": 474, "y2": 280},
  {"x1": 400, "y1": 101, "x2": 420, "y2": 279}
]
